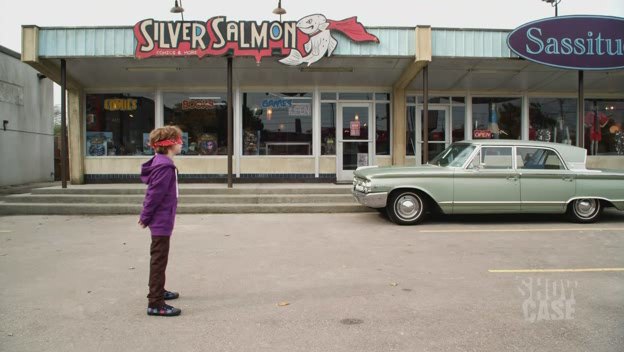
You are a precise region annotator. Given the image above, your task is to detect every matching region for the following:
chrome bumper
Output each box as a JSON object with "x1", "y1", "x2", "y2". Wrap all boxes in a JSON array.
[{"x1": 352, "y1": 190, "x2": 388, "y2": 208}]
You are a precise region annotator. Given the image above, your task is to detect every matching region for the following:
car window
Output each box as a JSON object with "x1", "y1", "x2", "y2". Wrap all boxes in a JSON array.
[
  {"x1": 480, "y1": 147, "x2": 513, "y2": 169},
  {"x1": 517, "y1": 148, "x2": 565, "y2": 170},
  {"x1": 429, "y1": 144, "x2": 476, "y2": 167}
]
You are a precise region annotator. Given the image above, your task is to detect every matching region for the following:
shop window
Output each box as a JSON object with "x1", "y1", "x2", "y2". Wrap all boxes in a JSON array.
[
  {"x1": 406, "y1": 106, "x2": 417, "y2": 156},
  {"x1": 85, "y1": 93, "x2": 155, "y2": 156},
  {"x1": 338, "y1": 93, "x2": 373, "y2": 100},
  {"x1": 242, "y1": 92, "x2": 313, "y2": 155},
  {"x1": 321, "y1": 92, "x2": 337, "y2": 100},
  {"x1": 584, "y1": 99, "x2": 624, "y2": 156},
  {"x1": 417, "y1": 96, "x2": 451, "y2": 104},
  {"x1": 375, "y1": 93, "x2": 391, "y2": 101},
  {"x1": 451, "y1": 97, "x2": 466, "y2": 142},
  {"x1": 529, "y1": 98, "x2": 577, "y2": 146},
  {"x1": 163, "y1": 93, "x2": 228, "y2": 155},
  {"x1": 376, "y1": 103, "x2": 391, "y2": 155},
  {"x1": 472, "y1": 97, "x2": 522, "y2": 140},
  {"x1": 321, "y1": 103, "x2": 336, "y2": 155}
]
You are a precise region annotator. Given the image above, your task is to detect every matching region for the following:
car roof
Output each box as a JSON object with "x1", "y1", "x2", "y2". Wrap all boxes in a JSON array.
[{"x1": 455, "y1": 140, "x2": 587, "y2": 169}]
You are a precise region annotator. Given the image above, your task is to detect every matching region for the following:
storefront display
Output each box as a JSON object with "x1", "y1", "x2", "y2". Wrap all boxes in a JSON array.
[
  {"x1": 584, "y1": 99, "x2": 624, "y2": 155},
  {"x1": 242, "y1": 92, "x2": 313, "y2": 155},
  {"x1": 164, "y1": 93, "x2": 228, "y2": 155},
  {"x1": 85, "y1": 93, "x2": 155, "y2": 156},
  {"x1": 321, "y1": 102, "x2": 336, "y2": 155},
  {"x1": 472, "y1": 97, "x2": 522, "y2": 140},
  {"x1": 375, "y1": 103, "x2": 391, "y2": 155},
  {"x1": 86, "y1": 132, "x2": 112, "y2": 156},
  {"x1": 529, "y1": 98, "x2": 577, "y2": 145}
]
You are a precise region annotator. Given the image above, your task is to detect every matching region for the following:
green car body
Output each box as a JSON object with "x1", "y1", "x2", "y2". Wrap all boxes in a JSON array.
[{"x1": 353, "y1": 140, "x2": 624, "y2": 224}]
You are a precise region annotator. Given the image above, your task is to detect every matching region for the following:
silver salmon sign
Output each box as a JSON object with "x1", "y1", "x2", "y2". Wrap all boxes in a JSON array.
[
  {"x1": 134, "y1": 14, "x2": 379, "y2": 66},
  {"x1": 507, "y1": 15, "x2": 624, "y2": 71}
]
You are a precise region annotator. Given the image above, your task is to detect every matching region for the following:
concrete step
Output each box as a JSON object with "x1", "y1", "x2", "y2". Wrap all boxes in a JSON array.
[
  {"x1": 2, "y1": 194, "x2": 357, "y2": 204},
  {"x1": 0, "y1": 202, "x2": 372, "y2": 215},
  {"x1": 31, "y1": 187, "x2": 352, "y2": 196}
]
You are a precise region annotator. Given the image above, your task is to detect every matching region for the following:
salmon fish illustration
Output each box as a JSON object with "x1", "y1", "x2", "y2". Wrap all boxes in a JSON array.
[{"x1": 279, "y1": 14, "x2": 337, "y2": 66}]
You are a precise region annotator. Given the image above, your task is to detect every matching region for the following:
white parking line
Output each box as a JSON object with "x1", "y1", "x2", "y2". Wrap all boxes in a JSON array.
[
  {"x1": 418, "y1": 228, "x2": 622, "y2": 233},
  {"x1": 0, "y1": 230, "x2": 12, "y2": 233},
  {"x1": 489, "y1": 268, "x2": 624, "y2": 273}
]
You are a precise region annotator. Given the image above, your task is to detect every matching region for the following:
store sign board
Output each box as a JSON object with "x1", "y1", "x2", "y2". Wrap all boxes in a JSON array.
[
  {"x1": 134, "y1": 14, "x2": 379, "y2": 66},
  {"x1": 288, "y1": 103, "x2": 311, "y2": 116},
  {"x1": 181, "y1": 99, "x2": 216, "y2": 110},
  {"x1": 507, "y1": 15, "x2": 624, "y2": 70},
  {"x1": 473, "y1": 129, "x2": 492, "y2": 139},
  {"x1": 261, "y1": 99, "x2": 293, "y2": 108},
  {"x1": 104, "y1": 98, "x2": 137, "y2": 111}
]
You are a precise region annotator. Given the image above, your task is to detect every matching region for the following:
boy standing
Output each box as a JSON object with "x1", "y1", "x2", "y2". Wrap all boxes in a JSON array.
[{"x1": 139, "y1": 126, "x2": 183, "y2": 317}]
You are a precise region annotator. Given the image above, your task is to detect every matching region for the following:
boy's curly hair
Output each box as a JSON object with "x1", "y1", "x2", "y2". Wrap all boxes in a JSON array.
[{"x1": 149, "y1": 125, "x2": 183, "y2": 154}]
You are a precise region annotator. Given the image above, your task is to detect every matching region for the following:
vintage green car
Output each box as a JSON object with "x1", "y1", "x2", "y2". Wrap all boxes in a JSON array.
[{"x1": 353, "y1": 140, "x2": 624, "y2": 225}]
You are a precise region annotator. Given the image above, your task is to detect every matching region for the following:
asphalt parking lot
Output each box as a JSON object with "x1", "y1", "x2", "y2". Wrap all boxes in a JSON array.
[{"x1": 1, "y1": 211, "x2": 623, "y2": 352}]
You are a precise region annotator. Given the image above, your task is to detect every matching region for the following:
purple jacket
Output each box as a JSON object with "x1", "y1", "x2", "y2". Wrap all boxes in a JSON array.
[{"x1": 139, "y1": 154, "x2": 178, "y2": 236}]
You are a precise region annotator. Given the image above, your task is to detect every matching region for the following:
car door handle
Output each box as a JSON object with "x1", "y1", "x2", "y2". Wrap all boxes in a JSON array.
[
  {"x1": 562, "y1": 176, "x2": 574, "y2": 182},
  {"x1": 507, "y1": 175, "x2": 519, "y2": 181}
]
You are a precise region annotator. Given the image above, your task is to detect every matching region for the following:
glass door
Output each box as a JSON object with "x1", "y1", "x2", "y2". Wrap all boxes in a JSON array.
[
  {"x1": 416, "y1": 107, "x2": 450, "y2": 164},
  {"x1": 336, "y1": 103, "x2": 373, "y2": 182}
]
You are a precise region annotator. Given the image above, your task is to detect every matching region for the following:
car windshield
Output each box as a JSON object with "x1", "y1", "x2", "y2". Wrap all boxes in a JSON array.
[{"x1": 429, "y1": 144, "x2": 476, "y2": 167}]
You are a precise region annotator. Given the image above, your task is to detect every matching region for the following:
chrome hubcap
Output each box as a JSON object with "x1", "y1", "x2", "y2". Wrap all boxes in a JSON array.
[
  {"x1": 395, "y1": 194, "x2": 421, "y2": 220},
  {"x1": 574, "y1": 199, "x2": 598, "y2": 219}
]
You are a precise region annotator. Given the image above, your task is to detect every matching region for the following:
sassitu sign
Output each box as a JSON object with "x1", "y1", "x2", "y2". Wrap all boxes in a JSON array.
[
  {"x1": 134, "y1": 14, "x2": 379, "y2": 66},
  {"x1": 507, "y1": 15, "x2": 624, "y2": 70}
]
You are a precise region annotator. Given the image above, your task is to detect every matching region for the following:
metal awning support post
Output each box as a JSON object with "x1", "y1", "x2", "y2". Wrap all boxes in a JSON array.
[
  {"x1": 60, "y1": 59, "x2": 68, "y2": 188},
  {"x1": 227, "y1": 56, "x2": 234, "y2": 188},
  {"x1": 577, "y1": 70, "x2": 584, "y2": 149},
  {"x1": 422, "y1": 65, "x2": 429, "y2": 164}
]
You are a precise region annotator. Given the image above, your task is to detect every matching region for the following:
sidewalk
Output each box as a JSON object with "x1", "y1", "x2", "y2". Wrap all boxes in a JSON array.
[{"x1": 0, "y1": 181, "x2": 60, "y2": 196}]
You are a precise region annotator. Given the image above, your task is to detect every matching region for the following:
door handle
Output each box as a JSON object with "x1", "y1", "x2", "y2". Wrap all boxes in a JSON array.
[
  {"x1": 506, "y1": 175, "x2": 519, "y2": 181},
  {"x1": 562, "y1": 176, "x2": 574, "y2": 182}
]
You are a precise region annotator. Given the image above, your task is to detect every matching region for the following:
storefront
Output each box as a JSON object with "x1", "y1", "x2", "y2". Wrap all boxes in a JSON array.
[{"x1": 20, "y1": 14, "x2": 624, "y2": 184}]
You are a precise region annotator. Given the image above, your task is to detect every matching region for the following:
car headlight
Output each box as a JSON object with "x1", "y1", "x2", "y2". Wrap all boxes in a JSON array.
[{"x1": 353, "y1": 177, "x2": 372, "y2": 193}]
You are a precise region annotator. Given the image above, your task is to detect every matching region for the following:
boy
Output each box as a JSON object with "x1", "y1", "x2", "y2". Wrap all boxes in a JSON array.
[{"x1": 138, "y1": 125, "x2": 183, "y2": 317}]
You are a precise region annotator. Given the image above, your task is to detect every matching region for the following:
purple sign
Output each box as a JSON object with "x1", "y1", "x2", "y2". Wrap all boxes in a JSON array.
[{"x1": 507, "y1": 15, "x2": 624, "y2": 71}]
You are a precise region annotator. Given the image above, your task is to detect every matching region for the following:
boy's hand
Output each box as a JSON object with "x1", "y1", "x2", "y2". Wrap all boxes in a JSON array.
[{"x1": 138, "y1": 219, "x2": 147, "y2": 228}]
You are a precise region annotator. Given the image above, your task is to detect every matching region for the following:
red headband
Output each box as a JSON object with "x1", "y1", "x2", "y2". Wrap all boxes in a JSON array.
[{"x1": 151, "y1": 137, "x2": 183, "y2": 148}]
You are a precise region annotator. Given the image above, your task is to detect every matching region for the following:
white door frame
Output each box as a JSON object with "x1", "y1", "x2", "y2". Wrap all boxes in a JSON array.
[
  {"x1": 336, "y1": 102, "x2": 374, "y2": 181},
  {"x1": 415, "y1": 105, "x2": 451, "y2": 165}
]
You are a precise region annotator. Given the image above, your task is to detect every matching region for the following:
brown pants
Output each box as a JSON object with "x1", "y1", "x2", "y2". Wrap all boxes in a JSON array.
[{"x1": 147, "y1": 236, "x2": 170, "y2": 307}]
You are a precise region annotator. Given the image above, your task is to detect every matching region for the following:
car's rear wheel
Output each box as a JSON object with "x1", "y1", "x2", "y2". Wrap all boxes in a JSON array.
[
  {"x1": 386, "y1": 190, "x2": 427, "y2": 225},
  {"x1": 566, "y1": 198, "x2": 602, "y2": 223}
]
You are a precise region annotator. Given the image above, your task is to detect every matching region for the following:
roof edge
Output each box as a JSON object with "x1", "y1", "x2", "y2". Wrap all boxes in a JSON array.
[
  {"x1": 432, "y1": 27, "x2": 513, "y2": 32},
  {"x1": 0, "y1": 45, "x2": 21, "y2": 60}
]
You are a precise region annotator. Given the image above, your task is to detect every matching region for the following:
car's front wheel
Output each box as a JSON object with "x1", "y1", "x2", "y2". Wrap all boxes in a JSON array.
[
  {"x1": 566, "y1": 198, "x2": 603, "y2": 223},
  {"x1": 386, "y1": 190, "x2": 427, "y2": 225}
]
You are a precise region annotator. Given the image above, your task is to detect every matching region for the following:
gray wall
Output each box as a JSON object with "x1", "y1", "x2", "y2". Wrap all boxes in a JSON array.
[{"x1": 0, "y1": 46, "x2": 54, "y2": 187}]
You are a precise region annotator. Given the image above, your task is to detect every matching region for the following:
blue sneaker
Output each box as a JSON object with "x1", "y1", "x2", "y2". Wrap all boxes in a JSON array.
[
  {"x1": 147, "y1": 304, "x2": 181, "y2": 317},
  {"x1": 164, "y1": 290, "x2": 179, "y2": 300}
]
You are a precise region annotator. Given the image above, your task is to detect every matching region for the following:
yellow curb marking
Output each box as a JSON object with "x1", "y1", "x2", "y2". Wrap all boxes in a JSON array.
[
  {"x1": 488, "y1": 268, "x2": 624, "y2": 273},
  {"x1": 419, "y1": 228, "x2": 622, "y2": 233}
]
